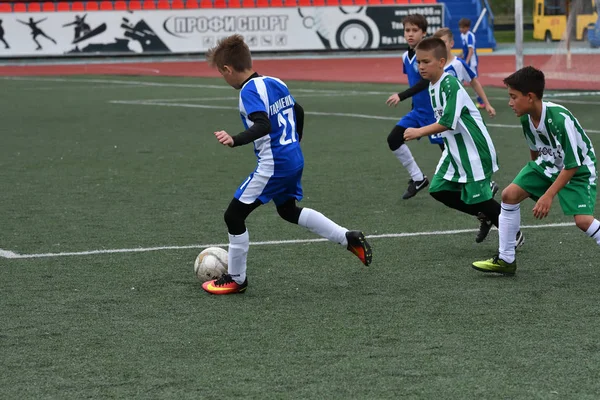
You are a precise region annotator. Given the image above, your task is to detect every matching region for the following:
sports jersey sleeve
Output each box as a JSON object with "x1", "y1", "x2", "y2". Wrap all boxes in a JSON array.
[
  {"x1": 232, "y1": 112, "x2": 271, "y2": 147},
  {"x1": 457, "y1": 58, "x2": 477, "y2": 82},
  {"x1": 558, "y1": 114, "x2": 584, "y2": 169},
  {"x1": 398, "y1": 78, "x2": 429, "y2": 101},
  {"x1": 438, "y1": 78, "x2": 464, "y2": 130},
  {"x1": 467, "y1": 33, "x2": 475, "y2": 48},
  {"x1": 520, "y1": 116, "x2": 538, "y2": 151},
  {"x1": 240, "y1": 81, "x2": 268, "y2": 115}
]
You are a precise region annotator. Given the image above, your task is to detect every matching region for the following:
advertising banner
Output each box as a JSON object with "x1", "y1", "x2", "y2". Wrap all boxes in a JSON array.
[{"x1": 0, "y1": 5, "x2": 444, "y2": 57}]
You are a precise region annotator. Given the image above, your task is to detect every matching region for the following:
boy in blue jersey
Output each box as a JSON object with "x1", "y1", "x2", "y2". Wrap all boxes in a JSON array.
[
  {"x1": 385, "y1": 14, "x2": 438, "y2": 200},
  {"x1": 458, "y1": 18, "x2": 484, "y2": 108},
  {"x1": 202, "y1": 35, "x2": 372, "y2": 295}
]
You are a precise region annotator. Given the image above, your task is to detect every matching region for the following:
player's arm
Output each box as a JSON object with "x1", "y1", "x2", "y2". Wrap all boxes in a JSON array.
[
  {"x1": 215, "y1": 112, "x2": 271, "y2": 147},
  {"x1": 470, "y1": 78, "x2": 496, "y2": 117},
  {"x1": 294, "y1": 102, "x2": 304, "y2": 141},
  {"x1": 405, "y1": 79, "x2": 462, "y2": 140},
  {"x1": 466, "y1": 47, "x2": 474, "y2": 64},
  {"x1": 398, "y1": 78, "x2": 430, "y2": 101},
  {"x1": 386, "y1": 79, "x2": 429, "y2": 106},
  {"x1": 465, "y1": 35, "x2": 475, "y2": 64},
  {"x1": 231, "y1": 112, "x2": 271, "y2": 147},
  {"x1": 403, "y1": 123, "x2": 447, "y2": 141},
  {"x1": 533, "y1": 166, "x2": 578, "y2": 219},
  {"x1": 215, "y1": 84, "x2": 272, "y2": 147}
]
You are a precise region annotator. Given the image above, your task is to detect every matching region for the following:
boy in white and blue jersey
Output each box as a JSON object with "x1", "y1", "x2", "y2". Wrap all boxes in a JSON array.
[
  {"x1": 459, "y1": 18, "x2": 484, "y2": 108},
  {"x1": 434, "y1": 28, "x2": 495, "y2": 117},
  {"x1": 202, "y1": 35, "x2": 372, "y2": 295},
  {"x1": 385, "y1": 14, "x2": 438, "y2": 200}
]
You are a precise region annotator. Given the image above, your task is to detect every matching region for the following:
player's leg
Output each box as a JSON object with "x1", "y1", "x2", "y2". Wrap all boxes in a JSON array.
[
  {"x1": 477, "y1": 180, "x2": 500, "y2": 240},
  {"x1": 274, "y1": 170, "x2": 372, "y2": 266},
  {"x1": 203, "y1": 172, "x2": 271, "y2": 295},
  {"x1": 387, "y1": 113, "x2": 428, "y2": 199},
  {"x1": 202, "y1": 197, "x2": 261, "y2": 295},
  {"x1": 473, "y1": 163, "x2": 548, "y2": 274},
  {"x1": 461, "y1": 178, "x2": 500, "y2": 243},
  {"x1": 430, "y1": 176, "x2": 501, "y2": 243},
  {"x1": 558, "y1": 179, "x2": 600, "y2": 245}
]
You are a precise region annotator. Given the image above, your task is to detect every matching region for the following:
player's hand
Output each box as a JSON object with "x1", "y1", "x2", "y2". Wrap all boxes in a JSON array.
[
  {"x1": 533, "y1": 194, "x2": 553, "y2": 219},
  {"x1": 403, "y1": 128, "x2": 421, "y2": 141},
  {"x1": 214, "y1": 130, "x2": 234, "y2": 147},
  {"x1": 485, "y1": 104, "x2": 496, "y2": 118},
  {"x1": 386, "y1": 94, "x2": 401, "y2": 107}
]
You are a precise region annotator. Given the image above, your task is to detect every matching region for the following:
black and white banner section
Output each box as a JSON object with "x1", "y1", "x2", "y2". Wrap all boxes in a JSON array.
[{"x1": 0, "y1": 5, "x2": 444, "y2": 57}]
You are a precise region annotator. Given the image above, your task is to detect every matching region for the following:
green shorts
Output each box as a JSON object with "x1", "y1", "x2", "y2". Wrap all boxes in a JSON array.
[
  {"x1": 429, "y1": 174, "x2": 494, "y2": 205},
  {"x1": 513, "y1": 161, "x2": 597, "y2": 215}
]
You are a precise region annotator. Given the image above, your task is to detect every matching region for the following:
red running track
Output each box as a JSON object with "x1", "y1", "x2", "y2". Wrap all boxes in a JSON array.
[{"x1": 1, "y1": 53, "x2": 599, "y2": 90}]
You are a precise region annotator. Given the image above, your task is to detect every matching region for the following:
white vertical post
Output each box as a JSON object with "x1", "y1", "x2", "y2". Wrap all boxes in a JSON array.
[
  {"x1": 515, "y1": 0, "x2": 524, "y2": 70},
  {"x1": 566, "y1": 0, "x2": 572, "y2": 69}
]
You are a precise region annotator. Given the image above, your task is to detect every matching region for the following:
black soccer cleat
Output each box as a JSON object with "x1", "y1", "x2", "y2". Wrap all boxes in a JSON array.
[
  {"x1": 345, "y1": 230, "x2": 372, "y2": 266},
  {"x1": 490, "y1": 181, "x2": 499, "y2": 197},
  {"x1": 515, "y1": 230, "x2": 525, "y2": 249},
  {"x1": 402, "y1": 176, "x2": 429, "y2": 200},
  {"x1": 476, "y1": 212, "x2": 494, "y2": 243}
]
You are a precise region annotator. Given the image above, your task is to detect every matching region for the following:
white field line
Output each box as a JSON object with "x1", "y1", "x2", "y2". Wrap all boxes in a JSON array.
[
  {"x1": 0, "y1": 249, "x2": 20, "y2": 258},
  {"x1": 23, "y1": 85, "x2": 133, "y2": 91},
  {"x1": 109, "y1": 100, "x2": 600, "y2": 133},
  {"x1": 1, "y1": 77, "x2": 380, "y2": 95},
  {"x1": 0, "y1": 222, "x2": 575, "y2": 259}
]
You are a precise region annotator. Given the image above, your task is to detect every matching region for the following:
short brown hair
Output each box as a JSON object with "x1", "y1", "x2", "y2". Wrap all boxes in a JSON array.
[
  {"x1": 433, "y1": 27, "x2": 453, "y2": 41},
  {"x1": 403, "y1": 14, "x2": 427, "y2": 33},
  {"x1": 206, "y1": 34, "x2": 252, "y2": 72},
  {"x1": 458, "y1": 18, "x2": 471, "y2": 28},
  {"x1": 415, "y1": 37, "x2": 448, "y2": 61}
]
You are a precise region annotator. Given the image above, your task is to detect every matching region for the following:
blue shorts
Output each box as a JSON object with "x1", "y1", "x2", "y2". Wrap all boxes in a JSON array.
[
  {"x1": 397, "y1": 109, "x2": 443, "y2": 145},
  {"x1": 234, "y1": 168, "x2": 303, "y2": 206}
]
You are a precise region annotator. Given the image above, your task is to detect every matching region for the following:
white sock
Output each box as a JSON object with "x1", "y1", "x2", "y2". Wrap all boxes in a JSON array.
[
  {"x1": 298, "y1": 208, "x2": 348, "y2": 246},
  {"x1": 393, "y1": 144, "x2": 424, "y2": 182},
  {"x1": 498, "y1": 202, "x2": 520, "y2": 263},
  {"x1": 228, "y1": 230, "x2": 249, "y2": 284},
  {"x1": 585, "y1": 219, "x2": 600, "y2": 245}
]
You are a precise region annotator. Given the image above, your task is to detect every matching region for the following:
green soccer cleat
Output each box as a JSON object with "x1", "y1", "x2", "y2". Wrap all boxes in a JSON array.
[{"x1": 472, "y1": 255, "x2": 517, "y2": 275}]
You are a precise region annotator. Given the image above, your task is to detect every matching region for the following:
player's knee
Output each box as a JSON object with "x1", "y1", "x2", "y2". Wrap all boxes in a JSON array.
[
  {"x1": 276, "y1": 199, "x2": 302, "y2": 224},
  {"x1": 387, "y1": 126, "x2": 406, "y2": 151},
  {"x1": 574, "y1": 214, "x2": 594, "y2": 231},
  {"x1": 224, "y1": 206, "x2": 246, "y2": 234},
  {"x1": 501, "y1": 184, "x2": 525, "y2": 204}
]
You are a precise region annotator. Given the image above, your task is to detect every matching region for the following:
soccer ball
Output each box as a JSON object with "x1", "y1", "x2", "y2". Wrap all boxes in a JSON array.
[{"x1": 194, "y1": 247, "x2": 228, "y2": 282}]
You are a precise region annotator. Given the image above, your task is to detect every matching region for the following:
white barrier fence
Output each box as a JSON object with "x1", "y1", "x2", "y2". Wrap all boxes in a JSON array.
[{"x1": 0, "y1": 4, "x2": 443, "y2": 57}]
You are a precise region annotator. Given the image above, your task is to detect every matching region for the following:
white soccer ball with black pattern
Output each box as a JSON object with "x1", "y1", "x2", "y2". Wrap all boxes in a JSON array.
[{"x1": 194, "y1": 247, "x2": 228, "y2": 282}]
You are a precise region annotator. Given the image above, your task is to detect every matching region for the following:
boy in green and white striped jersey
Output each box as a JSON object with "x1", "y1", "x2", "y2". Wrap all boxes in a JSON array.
[
  {"x1": 473, "y1": 66, "x2": 598, "y2": 275},
  {"x1": 404, "y1": 37, "x2": 511, "y2": 245}
]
